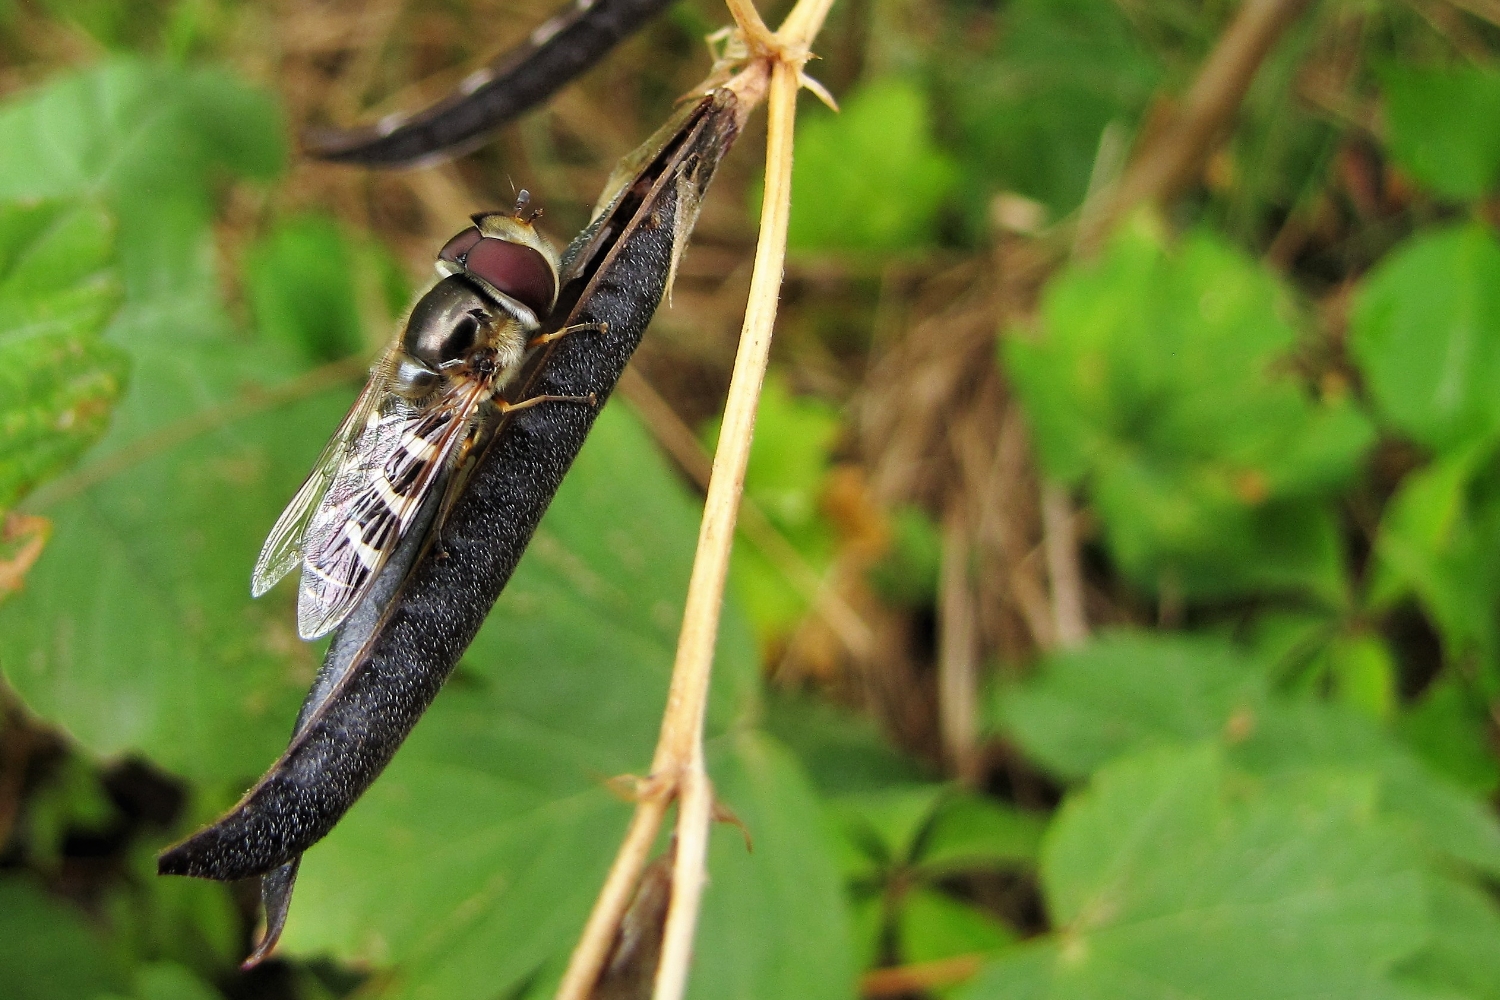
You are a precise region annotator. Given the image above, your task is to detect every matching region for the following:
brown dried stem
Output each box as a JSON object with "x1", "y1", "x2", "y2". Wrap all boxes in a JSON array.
[
  {"x1": 860, "y1": 954, "x2": 986, "y2": 998},
  {"x1": 937, "y1": 512, "x2": 981, "y2": 782},
  {"x1": 1040, "y1": 483, "x2": 1087, "y2": 650},
  {"x1": 1077, "y1": 0, "x2": 1314, "y2": 252},
  {"x1": 553, "y1": 1, "x2": 835, "y2": 997}
]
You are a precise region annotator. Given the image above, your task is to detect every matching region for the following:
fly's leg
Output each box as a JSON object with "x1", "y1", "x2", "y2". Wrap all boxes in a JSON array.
[
  {"x1": 498, "y1": 392, "x2": 598, "y2": 415},
  {"x1": 528, "y1": 321, "x2": 608, "y2": 349}
]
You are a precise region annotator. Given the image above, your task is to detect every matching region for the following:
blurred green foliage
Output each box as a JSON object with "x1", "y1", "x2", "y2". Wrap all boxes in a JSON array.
[
  {"x1": 836, "y1": 786, "x2": 1043, "y2": 969},
  {"x1": 1382, "y1": 65, "x2": 1500, "y2": 201},
  {"x1": 0, "y1": 200, "x2": 127, "y2": 510},
  {"x1": 785, "y1": 77, "x2": 957, "y2": 252},
  {"x1": 944, "y1": 0, "x2": 1161, "y2": 220},
  {"x1": 244, "y1": 214, "x2": 410, "y2": 365},
  {"x1": 1008, "y1": 216, "x2": 1374, "y2": 603},
  {"x1": 964, "y1": 746, "x2": 1433, "y2": 1000},
  {"x1": 4, "y1": 3, "x2": 1500, "y2": 1000},
  {"x1": 986, "y1": 635, "x2": 1500, "y2": 999}
]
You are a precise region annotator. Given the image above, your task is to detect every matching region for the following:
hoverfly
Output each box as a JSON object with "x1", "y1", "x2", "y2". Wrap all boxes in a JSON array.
[{"x1": 252, "y1": 193, "x2": 593, "y2": 639}]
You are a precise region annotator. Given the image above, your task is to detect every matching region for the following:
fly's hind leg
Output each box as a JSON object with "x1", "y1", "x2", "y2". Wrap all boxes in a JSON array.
[
  {"x1": 498, "y1": 392, "x2": 598, "y2": 415},
  {"x1": 528, "y1": 321, "x2": 608, "y2": 349}
]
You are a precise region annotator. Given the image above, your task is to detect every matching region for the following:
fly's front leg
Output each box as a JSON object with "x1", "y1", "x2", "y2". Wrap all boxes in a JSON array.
[{"x1": 528, "y1": 321, "x2": 608, "y2": 349}]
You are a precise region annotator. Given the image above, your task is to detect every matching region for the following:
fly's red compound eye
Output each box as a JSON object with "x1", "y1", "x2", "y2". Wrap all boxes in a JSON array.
[
  {"x1": 438, "y1": 227, "x2": 483, "y2": 266},
  {"x1": 464, "y1": 237, "x2": 556, "y2": 317}
]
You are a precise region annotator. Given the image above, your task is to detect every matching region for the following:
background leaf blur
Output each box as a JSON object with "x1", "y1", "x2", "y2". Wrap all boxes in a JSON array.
[{"x1": 5, "y1": 1, "x2": 1500, "y2": 1000}]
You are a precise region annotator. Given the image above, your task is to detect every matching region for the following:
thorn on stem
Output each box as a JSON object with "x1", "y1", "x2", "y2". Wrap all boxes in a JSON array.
[{"x1": 711, "y1": 799, "x2": 753, "y2": 852}]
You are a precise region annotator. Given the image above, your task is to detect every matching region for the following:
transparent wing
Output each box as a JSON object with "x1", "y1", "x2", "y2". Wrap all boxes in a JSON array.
[
  {"x1": 251, "y1": 344, "x2": 402, "y2": 598},
  {"x1": 294, "y1": 377, "x2": 490, "y2": 640}
]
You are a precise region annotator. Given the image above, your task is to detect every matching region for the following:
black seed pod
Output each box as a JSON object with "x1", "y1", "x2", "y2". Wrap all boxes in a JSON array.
[
  {"x1": 304, "y1": 0, "x2": 679, "y2": 167},
  {"x1": 158, "y1": 92, "x2": 744, "y2": 956}
]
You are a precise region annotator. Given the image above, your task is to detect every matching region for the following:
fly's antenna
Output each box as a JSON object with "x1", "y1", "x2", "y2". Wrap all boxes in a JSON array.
[{"x1": 514, "y1": 188, "x2": 531, "y2": 218}]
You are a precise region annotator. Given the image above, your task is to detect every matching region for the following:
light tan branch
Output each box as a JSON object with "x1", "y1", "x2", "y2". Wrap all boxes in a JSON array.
[
  {"x1": 619, "y1": 366, "x2": 876, "y2": 660},
  {"x1": 554, "y1": 1, "x2": 836, "y2": 997},
  {"x1": 650, "y1": 41, "x2": 803, "y2": 1000}
]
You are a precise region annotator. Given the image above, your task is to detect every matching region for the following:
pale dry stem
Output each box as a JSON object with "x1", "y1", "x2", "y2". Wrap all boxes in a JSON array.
[
  {"x1": 618, "y1": 366, "x2": 877, "y2": 660},
  {"x1": 553, "y1": 1, "x2": 834, "y2": 998},
  {"x1": 648, "y1": 48, "x2": 802, "y2": 1000}
]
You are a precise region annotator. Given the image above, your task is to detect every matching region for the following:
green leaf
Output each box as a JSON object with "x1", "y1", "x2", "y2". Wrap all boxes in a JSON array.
[
  {"x1": 996, "y1": 630, "x2": 1500, "y2": 878},
  {"x1": 946, "y1": 0, "x2": 1162, "y2": 217},
  {"x1": 1244, "y1": 608, "x2": 1337, "y2": 683},
  {"x1": 847, "y1": 893, "x2": 885, "y2": 974},
  {"x1": 1327, "y1": 632, "x2": 1397, "y2": 720},
  {"x1": 692, "y1": 732, "x2": 858, "y2": 1000},
  {"x1": 272, "y1": 407, "x2": 852, "y2": 1000},
  {"x1": 129, "y1": 963, "x2": 223, "y2": 1000},
  {"x1": 0, "y1": 877, "x2": 130, "y2": 1000},
  {"x1": 960, "y1": 747, "x2": 1428, "y2": 1000},
  {"x1": 1369, "y1": 440, "x2": 1500, "y2": 676},
  {"x1": 898, "y1": 888, "x2": 1014, "y2": 966},
  {"x1": 1351, "y1": 224, "x2": 1500, "y2": 451},
  {"x1": 0, "y1": 61, "x2": 332, "y2": 784},
  {"x1": 918, "y1": 794, "x2": 1045, "y2": 875},
  {"x1": 109, "y1": 839, "x2": 242, "y2": 974},
  {"x1": 0, "y1": 329, "x2": 349, "y2": 782},
  {"x1": 1382, "y1": 65, "x2": 1500, "y2": 201},
  {"x1": 865, "y1": 505, "x2": 942, "y2": 607},
  {"x1": 0, "y1": 58, "x2": 285, "y2": 309},
  {"x1": 0, "y1": 199, "x2": 126, "y2": 510},
  {"x1": 1006, "y1": 217, "x2": 1372, "y2": 601},
  {"x1": 36, "y1": 0, "x2": 168, "y2": 51},
  {"x1": 1237, "y1": 699, "x2": 1500, "y2": 879},
  {"x1": 1400, "y1": 677, "x2": 1500, "y2": 797},
  {"x1": 785, "y1": 78, "x2": 957, "y2": 253},
  {"x1": 833, "y1": 785, "x2": 949, "y2": 869},
  {"x1": 763, "y1": 691, "x2": 928, "y2": 797},
  {"x1": 994, "y1": 631, "x2": 1268, "y2": 780},
  {"x1": 1395, "y1": 876, "x2": 1500, "y2": 1000},
  {"x1": 244, "y1": 215, "x2": 367, "y2": 365},
  {"x1": 22, "y1": 754, "x2": 118, "y2": 869}
]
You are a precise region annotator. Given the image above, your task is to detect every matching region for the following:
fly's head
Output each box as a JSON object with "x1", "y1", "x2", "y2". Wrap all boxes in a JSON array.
[
  {"x1": 396, "y1": 195, "x2": 559, "y2": 401},
  {"x1": 434, "y1": 191, "x2": 560, "y2": 327}
]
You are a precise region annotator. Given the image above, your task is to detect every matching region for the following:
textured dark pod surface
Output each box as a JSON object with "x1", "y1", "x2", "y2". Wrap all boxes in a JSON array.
[
  {"x1": 305, "y1": 0, "x2": 676, "y2": 167},
  {"x1": 158, "y1": 91, "x2": 741, "y2": 883}
]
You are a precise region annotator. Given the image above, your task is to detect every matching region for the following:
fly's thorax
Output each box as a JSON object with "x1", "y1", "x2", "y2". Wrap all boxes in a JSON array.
[
  {"x1": 399, "y1": 275, "x2": 501, "y2": 373},
  {"x1": 434, "y1": 211, "x2": 560, "y2": 324},
  {"x1": 489, "y1": 317, "x2": 529, "y2": 386},
  {"x1": 394, "y1": 276, "x2": 534, "y2": 400}
]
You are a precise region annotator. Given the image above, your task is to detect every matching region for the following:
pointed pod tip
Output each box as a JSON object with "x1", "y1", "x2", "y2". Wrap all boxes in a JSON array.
[
  {"x1": 156, "y1": 842, "x2": 198, "y2": 877},
  {"x1": 155, "y1": 821, "x2": 268, "y2": 882},
  {"x1": 241, "y1": 935, "x2": 279, "y2": 970}
]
